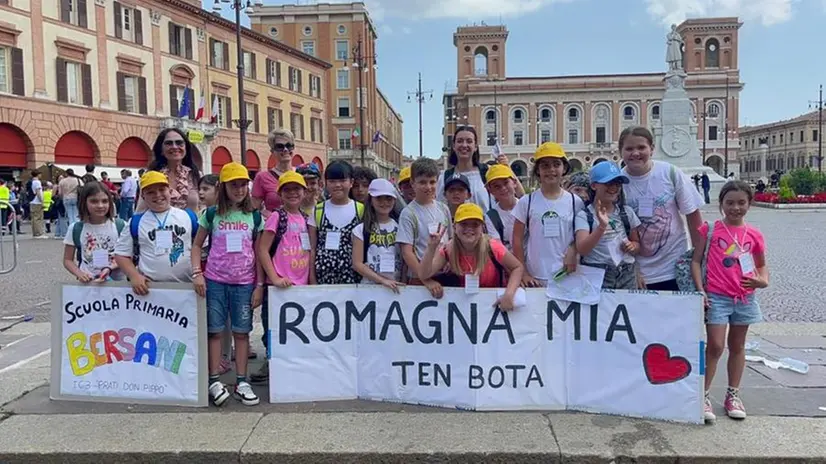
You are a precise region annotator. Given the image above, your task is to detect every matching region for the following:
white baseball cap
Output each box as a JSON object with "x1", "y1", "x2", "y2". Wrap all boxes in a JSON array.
[{"x1": 368, "y1": 178, "x2": 397, "y2": 198}]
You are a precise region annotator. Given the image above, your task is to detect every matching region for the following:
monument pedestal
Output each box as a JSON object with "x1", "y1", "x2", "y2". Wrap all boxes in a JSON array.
[{"x1": 653, "y1": 70, "x2": 726, "y2": 202}]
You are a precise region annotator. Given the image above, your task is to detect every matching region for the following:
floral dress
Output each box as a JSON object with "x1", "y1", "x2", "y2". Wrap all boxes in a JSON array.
[{"x1": 314, "y1": 202, "x2": 361, "y2": 284}]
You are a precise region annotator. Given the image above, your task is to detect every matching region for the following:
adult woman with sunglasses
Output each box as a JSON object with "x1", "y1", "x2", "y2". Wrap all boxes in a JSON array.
[
  {"x1": 252, "y1": 129, "x2": 296, "y2": 218},
  {"x1": 137, "y1": 128, "x2": 202, "y2": 212}
]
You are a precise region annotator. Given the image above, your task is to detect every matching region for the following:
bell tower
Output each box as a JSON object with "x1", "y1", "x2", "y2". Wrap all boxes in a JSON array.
[
  {"x1": 677, "y1": 17, "x2": 742, "y2": 72},
  {"x1": 453, "y1": 24, "x2": 508, "y2": 92}
]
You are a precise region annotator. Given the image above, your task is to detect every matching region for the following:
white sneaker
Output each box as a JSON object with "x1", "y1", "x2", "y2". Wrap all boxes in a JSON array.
[
  {"x1": 209, "y1": 381, "x2": 230, "y2": 407},
  {"x1": 234, "y1": 381, "x2": 260, "y2": 406},
  {"x1": 703, "y1": 395, "x2": 716, "y2": 423}
]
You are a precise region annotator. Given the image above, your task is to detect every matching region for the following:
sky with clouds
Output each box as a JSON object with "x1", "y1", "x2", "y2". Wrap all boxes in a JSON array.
[{"x1": 207, "y1": 0, "x2": 823, "y2": 158}]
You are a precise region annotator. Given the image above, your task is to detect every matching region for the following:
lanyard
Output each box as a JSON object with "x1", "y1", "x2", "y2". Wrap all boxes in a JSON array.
[
  {"x1": 719, "y1": 220, "x2": 746, "y2": 252},
  {"x1": 151, "y1": 211, "x2": 170, "y2": 229}
]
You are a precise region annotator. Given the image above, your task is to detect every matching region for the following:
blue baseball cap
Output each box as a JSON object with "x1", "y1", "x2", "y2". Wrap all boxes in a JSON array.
[{"x1": 589, "y1": 162, "x2": 629, "y2": 184}]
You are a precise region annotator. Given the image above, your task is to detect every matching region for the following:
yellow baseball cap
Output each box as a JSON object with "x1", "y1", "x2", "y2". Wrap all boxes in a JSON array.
[
  {"x1": 219, "y1": 162, "x2": 250, "y2": 183},
  {"x1": 140, "y1": 171, "x2": 169, "y2": 190},
  {"x1": 485, "y1": 164, "x2": 515, "y2": 185},
  {"x1": 398, "y1": 167, "x2": 411, "y2": 184},
  {"x1": 277, "y1": 170, "x2": 307, "y2": 191},
  {"x1": 534, "y1": 142, "x2": 567, "y2": 162},
  {"x1": 454, "y1": 203, "x2": 484, "y2": 224}
]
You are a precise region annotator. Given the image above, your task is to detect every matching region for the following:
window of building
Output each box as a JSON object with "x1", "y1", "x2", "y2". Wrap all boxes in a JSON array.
[
  {"x1": 514, "y1": 130, "x2": 523, "y2": 146},
  {"x1": 780, "y1": 133, "x2": 784, "y2": 144},
  {"x1": 269, "y1": 26, "x2": 278, "y2": 38},
  {"x1": 486, "y1": 109, "x2": 496, "y2": 123},
  {"x1": 513, "y1": 109, "x2": 523, "y2": 124},
  {"x1": 790, "y1": 132, "x2": 795, "y2": 143},
  {"x1": 596, "y1": 126, "x2": 606, "y2": 144},
  {"x1": 122, "y1": 75, "x2": 139, "y2": 113},
  {"x1": 708, "y1": 125, "x2": 718, "y2": 141},
  {"x1": 290, "y1": 113, "x2": 304, "y2": 139},
  {"x1": 336, "y1": 40, "x2": 349, "y2": 61},
  {"x1": 772, "y1": 135, "x2": 776, "y2": 145},
  {"x1": 568, "y1": 129, "x2": 578, "y2": 145},
  {"x1": 289, "y1": 67, "x2": 301, "y2": 92},
  {"x1": 0, "y1": 47, "x2": 7, "y2": 93},
  {"x1": 336, "y1": 68, "x2": 349, "y2": 89},
  {"x1": 337, "y1": 24, "x2": 346, "y2": 35},
  {"x1": 266, "y1": 59, "x2": 280, "y2": 86},
  {"x1": 303, "y1": 25, "x2": 313, "y2": 36},
  {"x1": 567, "y1": 107, "x2": 579, "y2": 122},
  {"x1": 486, "y1": 131, "x2": 496, "y2": 146},
  {"x1": 62, "y1": 0, "x2": 88, "y2": 28},
  {"x1": 242, "y1": 51, "x2": 255, "y2": 79},
  {"x1": 210, "y1": 39, "x2": 228, "y2": 70},
  {"x1": 301, "y1": 40, "x2": 315, "y2": 57},
  {"x1": 169, "y1": 23, "x2": 191, "y2": 59},
  {"x1": 66, "y1": 61, "x2": 83, "y2": 104},
  {"x1": 540, "y1": 108, "x2": 551, "y2": 122},
  {"x1": 267, "y1": 107, "x2": 283, "y2": 133},
  {"x1": 801, "y1": 130, "x2": 805, "y2": 142},
  {"x1": 169, "y1": 85, "x2": 193, "y2": 118},
  {"x1": 310, "y1": 117, "x2": 322, "y2": 143},
  {"x1": 623, "y1": 106, "x2": 635, "y2": 121},
  {"x1": 215, "y1": 96, "x2": 231, "y2": 128},
  {"x1": 337, "y1": 97, "x2": 350, "y2": 117},
  {"x1": 814, "y1": 130, "x2": 819, "y2": 142},
  {"x1": 115, "y1": 3, "x2": 142, "y2": 44},
  {"x1": 651, "y1": 104, "x2": 660, "y2": 120},
  {"x1": 338, "y1": 129, "x2": 352, "y2": 149},
  {"x1": 705, "y1": 38, "x2": 720, "y2": 68},
  {"x1": 540, "y1": 129, "x2": 551, "y2": 144},
  {"x1": 245, "y1": 102, "x2": 256, "y2": 132},
  {"x1": 310, "y1": 75, "x2": 321, "y2": 98},
  {"x1": 708, "y1": 103, "x2": 720, "y2": 118}
]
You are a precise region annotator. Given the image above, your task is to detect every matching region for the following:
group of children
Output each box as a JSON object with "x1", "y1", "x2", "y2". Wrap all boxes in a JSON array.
[{"x1": 59, "y1": 124, "x2": 769, "y2": 423}]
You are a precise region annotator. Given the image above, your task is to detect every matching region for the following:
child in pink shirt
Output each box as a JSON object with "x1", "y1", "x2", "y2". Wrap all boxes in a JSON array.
[{"x1": 691, "y1": 181, "x2": 769, "y2": 424}]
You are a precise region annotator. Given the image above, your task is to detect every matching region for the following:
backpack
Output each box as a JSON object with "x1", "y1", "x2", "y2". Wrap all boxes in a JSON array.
[
  {"x1": 486, "y1": 208, "x2": 506, "y2": 245},
  {"x1": 268, "y1": 208, "x2": 307, "y2": 258},
  {"x1": 204, "y1": 205, "x2": 262, "y2": 249},
  {"x1": 582, "y1": 204, "x2": 632, "y2": 237},
  {"x1": 129, "y1": 208, "x2": 199, "y2": 265},
  {"x1": 72, "y1": 219, "x2": 126, "y2": 265},
  {"x1": 314, "y1": 200, "x2": 364, "y2": 231},
  {"x1": 432, "y1": 246, "x2": 505, "y2": 288},
  {"x1": 444, "y1": 164, "x2": 491, "y2": 207},
  {"x1": 675, "y1": 222, "x2": 715, "y2": 292},
  {"x1": 522, "y1": 190, "x2": 577, "y2": 240},
  {"x1": 409, "y1": 201, "x2": 451, "y2": 244}
]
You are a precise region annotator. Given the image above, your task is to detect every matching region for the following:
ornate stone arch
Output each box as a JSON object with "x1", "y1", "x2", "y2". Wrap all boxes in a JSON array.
[
  {"x1": 169, "y1": 64, "x2": 196, "y2": 86},
  {"x1": 620, "y1": 101, "x2": 640, "y2": 128},
  {"x1": 563, "y1": 103, "x2": 584, "y2": 145},
  {"x1": 591, "y1": 102, "x2": 612, "y2": 143}
]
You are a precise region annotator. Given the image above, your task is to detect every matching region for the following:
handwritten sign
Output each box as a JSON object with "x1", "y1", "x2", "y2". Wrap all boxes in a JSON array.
[
  {"x1": 267, "y1": 285, "x2": 704, "y2": 423},
  {"x1": 50, "y1": 283, "x2": 207, "y2": 407}
]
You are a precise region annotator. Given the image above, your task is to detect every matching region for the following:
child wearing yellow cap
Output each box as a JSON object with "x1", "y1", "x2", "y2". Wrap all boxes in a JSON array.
[
  {"x1": 512, "y1": 143, "x2": 583, "y2": 287},
  {"x1": 190, "y1": 162, "x2": 264, "y2": 407},
  {"x1": 397, "y1": 167, "x2": 415, "y2": 204},
  {"x1": 484, "y1": 164, "x2": 519, "y2": 251},
  {"x1": 418, "y1": 203, "x2": 524, "y2": 310}
]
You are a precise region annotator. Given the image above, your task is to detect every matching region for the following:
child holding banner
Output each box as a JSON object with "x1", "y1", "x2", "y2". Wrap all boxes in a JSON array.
[
  {"x1": 484, "y1": 164, "x2": 519, "y2": 251},
  {"x1": 191, "y1": 163, "x2": 264, "y2": 407},
  {"x1": 63, "y1": 182, "x2": 125, "y2": 283},
  {"x1": 114, "y1": 171, "x2": 198, "y2": 294},
  {"x1": 418, "y1": 203, "x2": 523, "y2": 310},
  {"x1": 574, "y1": 162, "x2": 642, "y2": 290},
  {"x1": 691, "y1": 181, "x2": 768, "y2": 423},
  {"x1": 512, "y1": 142, "x2": 582, "y2": 287},
  {"x1": 352, "y1": 178, "x2": 404, "y2": 293},
  {"x1": 310, "y1": 160, "x2": 364, "y2": 285},
  {"x1": 397, "y1": 157, "x2": 452, "y2": 298}
]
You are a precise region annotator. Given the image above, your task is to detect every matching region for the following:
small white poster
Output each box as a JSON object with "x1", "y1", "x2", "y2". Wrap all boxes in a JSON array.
[{"x1": 51, "y1": 283, "x2": 207, "y2": 407}]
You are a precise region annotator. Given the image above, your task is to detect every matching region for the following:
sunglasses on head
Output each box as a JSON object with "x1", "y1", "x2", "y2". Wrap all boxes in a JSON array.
[
  {"x1": 163, "y1": 140, "x2": 186, "y2": 147},
  {"x1": 274, "y1": 143, "x2": 295, "y2": 151}
]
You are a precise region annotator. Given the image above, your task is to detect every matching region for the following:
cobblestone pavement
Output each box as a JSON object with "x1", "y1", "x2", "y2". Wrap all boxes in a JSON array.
[{"x1": 0, "y1": 205, "x2": 824, "y2": 322}]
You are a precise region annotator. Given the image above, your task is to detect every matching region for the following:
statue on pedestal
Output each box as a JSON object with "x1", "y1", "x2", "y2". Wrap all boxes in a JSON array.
[{"x1": 666, "y1": 24, "x2": 684, "y2": 73}]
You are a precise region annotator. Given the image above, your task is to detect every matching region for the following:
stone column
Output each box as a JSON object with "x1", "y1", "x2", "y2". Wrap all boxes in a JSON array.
[
  {"x1": 150, "y1": 10, "x2": 165, "y2": 117},
  {"x1": 94, "y1": 0, "x2": 111, "y2": 108}
]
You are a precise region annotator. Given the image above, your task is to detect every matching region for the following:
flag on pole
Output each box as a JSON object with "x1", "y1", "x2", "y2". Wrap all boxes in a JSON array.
[
  {"x1": 210, "y1": 94, "x2": 219, "y2": 124},
  {"x1": 351, "y1": 127, "x2": 361, "y2": 139},
  {"x1": 177, "y1": 87, "x2": 191, "y2": 119},
  {"x1": 372, "y1": 130, "x2": 381, "y2": 144},
  {"x1": 195, "y1": 88, "x2": 205, "y2": 121}
]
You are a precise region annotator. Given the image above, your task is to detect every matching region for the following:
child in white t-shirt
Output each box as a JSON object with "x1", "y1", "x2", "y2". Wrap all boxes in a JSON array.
[
  {"x1": 63, "y1": 182, "x2": 125, "y2": 283},
  {"x1": 484, "y1": 164, "x2": 519, "y2": 251},
  {"x1": 512, "y1": 142, "x2": 583, "y2": 286}
]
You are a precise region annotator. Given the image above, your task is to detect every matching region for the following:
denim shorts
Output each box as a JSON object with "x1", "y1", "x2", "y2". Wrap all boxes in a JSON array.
[
  {"x1": 206, "y1": 279, "x2": 255, "y2": 334},
  {"x1": 707, "y1": 292, "x2": 762, "y2": 326}
]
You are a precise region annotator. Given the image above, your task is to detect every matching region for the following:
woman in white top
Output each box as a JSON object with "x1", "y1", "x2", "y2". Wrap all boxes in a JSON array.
[{"x1": 619, "y1": 126, "x2": 705, "y2": 291}]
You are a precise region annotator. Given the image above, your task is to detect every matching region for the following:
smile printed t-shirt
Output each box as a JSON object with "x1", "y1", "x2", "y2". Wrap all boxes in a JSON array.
[
  {"x1": 269, "y1": 211, "x2": 312, "y2": 285},
  {"x1": 199, "y1": 209, "x2": 262, "y2": 285}
]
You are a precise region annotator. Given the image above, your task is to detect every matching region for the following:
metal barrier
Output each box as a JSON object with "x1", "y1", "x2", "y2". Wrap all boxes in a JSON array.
[{"x1": 0, "y1": 200, "x2": 18, "y2": 275}]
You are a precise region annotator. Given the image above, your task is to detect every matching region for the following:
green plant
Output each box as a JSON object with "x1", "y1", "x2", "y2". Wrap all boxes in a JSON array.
[
  {"x1": 786, "y1": 168, "x2": 821, "y2": 195},
  {"x1": 779, "y1": 185, "x2": 796, "y2": 201}
]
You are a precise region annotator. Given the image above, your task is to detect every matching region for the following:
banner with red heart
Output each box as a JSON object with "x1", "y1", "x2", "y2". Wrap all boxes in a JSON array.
[{"x1": 643, "y1": 343, "x2": 692, "y2": 385}]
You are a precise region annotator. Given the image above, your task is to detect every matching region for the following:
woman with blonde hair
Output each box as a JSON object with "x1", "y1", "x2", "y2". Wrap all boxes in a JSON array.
[
  {"x1": 252, "y1": 128, "x2": 297, "y2": 219},
  {"x1": 418, "y1": 203, "x2": 524, "y2": 310}
]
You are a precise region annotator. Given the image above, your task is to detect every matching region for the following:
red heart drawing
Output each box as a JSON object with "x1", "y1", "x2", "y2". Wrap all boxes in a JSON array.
[{"x1": 643, "y1": 343, "x2": 692, "y2": 385}]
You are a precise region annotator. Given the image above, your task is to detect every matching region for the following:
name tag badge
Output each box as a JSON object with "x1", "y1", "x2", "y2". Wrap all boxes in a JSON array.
[
  {"x1": 92, "y1": 249, "x2": 109, "y2": 268},
  {"x1": 465, "y1": 274, "x2": 480, "y2": 294},
  {"x1": 543, "y1": 217, "x2": 561, "y2": 238},
  {"x1": 225, "y1": 231, "x2": 244, "y2": 253},
  {"x1": 379, "y1": 250, "x2": 395, "y2": 273},
  {"x1": 155, "y1": 230, "x2": 173, "y2": 254},
  {"x1": 325, "y1": 231, "x2": 341, "y2": 250},
  {"x1": 739, "y1": 252, "x2": 756, "y2": 274},
  {"x1": 300, "y1": 232, "x2": 311, "y2": 251},
  {"x1": 427, "y1": 223, "x2": 440, "y2": 235},
  {"x1": 638, "y1": 198, "x2": 654, "y2": 217},
  {"x1": 608, "y1": 236, "x2": 625, "y2": 267}
]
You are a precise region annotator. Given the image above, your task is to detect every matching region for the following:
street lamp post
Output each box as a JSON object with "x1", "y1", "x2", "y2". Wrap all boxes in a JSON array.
[
  {"x1": 407, "y1": 73, "x2": 433, "y2": 158},
  {"x1": 344, "y1": 35, "x2": 377, "y2": 167},
  {"x1": 700, "y1": 111, "x2": 708, "y2": 166},
  {"x1": 723, "y1": 75, "x2": 730, "y2": 178},
  {"x1": 213, "y1": 0, "x2": 263, "y2": 166},
  {"x1": 808, "y1": 84, "x2": 823, "y2": 173}
]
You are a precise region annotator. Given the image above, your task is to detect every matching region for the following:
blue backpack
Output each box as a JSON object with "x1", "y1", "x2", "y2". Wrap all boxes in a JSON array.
[{"x1": 129, "y1": 209, "x2": 199, "y2": 265}]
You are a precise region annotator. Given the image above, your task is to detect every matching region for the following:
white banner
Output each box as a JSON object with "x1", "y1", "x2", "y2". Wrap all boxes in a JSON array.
[
  {"x1": 268, "y1": 285, "x2": 704, "y2": 424},
  {"x1": 51, "y1": 283, "x2": 207, "y2": 407}
]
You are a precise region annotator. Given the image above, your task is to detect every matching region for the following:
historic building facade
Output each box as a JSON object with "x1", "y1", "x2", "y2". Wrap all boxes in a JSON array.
[
  {"x1": 442, "y1": 18, "x2": 743, "y2": 183},
  {"x1": 738, "y1": 110, "x2": 824, "y2": 181},
  {"x1": 250, "y1": 1, "x2": 403, "y2": 178},
  {"x1": 0, "y1": 0, "x2": 330, "y2": 181}
]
